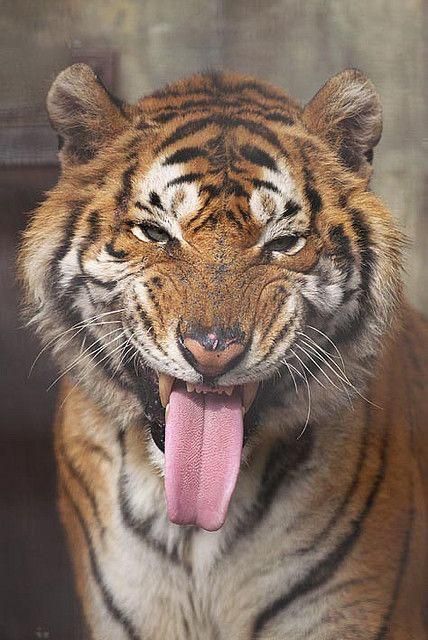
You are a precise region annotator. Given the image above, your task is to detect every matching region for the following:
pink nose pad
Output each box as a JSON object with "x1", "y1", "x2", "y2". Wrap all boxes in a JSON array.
[{"x1": 183, "y1": 337, "x2": 245, "y2": 376}]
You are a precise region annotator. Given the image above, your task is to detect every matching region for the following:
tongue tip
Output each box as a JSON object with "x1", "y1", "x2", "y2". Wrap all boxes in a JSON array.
[{"x1": 167, "y1": 503, "x2": 227, "y2": 532}]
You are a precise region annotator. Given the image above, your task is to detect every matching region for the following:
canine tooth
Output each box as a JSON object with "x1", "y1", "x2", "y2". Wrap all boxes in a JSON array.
[
  {"x1": 165, "y1": 403, "x2": 170, "y2": 420},
  {"x1": 242, "y1": 382, "x2": 259, "y2": 414},
  {"x1": 159, "y1": 373, "x2": 174, "y2": 407},
  {"x1": 225, "y1": 386, "x2": 234, "y2": 396},
  {"x1": 186, "y1": 383, "x2": 195, "y2": 393}
]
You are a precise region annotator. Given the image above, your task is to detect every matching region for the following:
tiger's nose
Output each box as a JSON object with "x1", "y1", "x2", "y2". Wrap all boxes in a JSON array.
[{"x1": 181, "y1": 329, "x2": 245, "y2": 377}]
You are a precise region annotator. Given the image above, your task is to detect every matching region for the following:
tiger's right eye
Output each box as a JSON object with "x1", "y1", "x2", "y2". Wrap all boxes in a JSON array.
[{"x1": 131, "y1": 223, "x2": 171, "y2": 244}]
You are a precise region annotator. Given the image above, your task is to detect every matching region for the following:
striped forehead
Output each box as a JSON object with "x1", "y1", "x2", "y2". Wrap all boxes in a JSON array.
[
  {"x1": 136, "y1": 158, "x2": 201, "y2": 222},
  {"x1": 249, "y1": 161, "x2": 307, "y2": 229}
]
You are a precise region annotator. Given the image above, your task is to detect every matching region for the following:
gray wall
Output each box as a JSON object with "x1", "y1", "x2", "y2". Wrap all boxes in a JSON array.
[{"x1": 1, "y1": 0, "x2": 426, "y2": 311}]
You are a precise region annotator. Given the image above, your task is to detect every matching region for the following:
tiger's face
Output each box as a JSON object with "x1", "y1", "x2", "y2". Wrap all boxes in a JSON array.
[{"x1": 21, "y1": 66, "x2": 402, "y2": 529}]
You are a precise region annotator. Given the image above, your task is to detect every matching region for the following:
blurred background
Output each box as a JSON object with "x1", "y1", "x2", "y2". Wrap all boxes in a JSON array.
[{"x1": 0, "y1": 1, "x2": 426, "y2": 638}]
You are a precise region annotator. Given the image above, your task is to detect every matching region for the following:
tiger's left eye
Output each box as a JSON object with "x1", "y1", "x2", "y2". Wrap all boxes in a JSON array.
[
  {"x1": 265, "y1": 235, "x2": 307, "y2": 255},
  {"x1": 131, "y1": 223, "x2": 171, "y2": 244}
]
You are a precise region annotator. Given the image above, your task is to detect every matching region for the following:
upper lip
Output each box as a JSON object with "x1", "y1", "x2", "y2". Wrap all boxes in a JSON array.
[{"x1": 158, "y1": 373, "x2": 259, "y2": 414}]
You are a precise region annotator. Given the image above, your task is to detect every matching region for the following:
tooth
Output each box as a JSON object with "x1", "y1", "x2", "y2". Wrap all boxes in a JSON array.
[
  {"x1": 242, "y1": 382, "x2": 259, "y2": 414},
  {"x1": 165, "y1": 403, "x2": 170, "y2": 420},
  {"x1": 186, "y1": 383, "x2": 195, "y2": 393},
  {"x1": 159, "y1": 373, "x2": 174, "y2": 408},
  {"x1": 225, "y1": 386, "x2": 234, "y2": 396}
]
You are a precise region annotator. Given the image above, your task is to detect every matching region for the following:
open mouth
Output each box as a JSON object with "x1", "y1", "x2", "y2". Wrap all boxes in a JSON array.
[
  {"x1": 156, "y1": 374, "x2": 260, "y2": 532},
  {"x1": 158, "y1": 373, "x2": 259, "y2": 414}
]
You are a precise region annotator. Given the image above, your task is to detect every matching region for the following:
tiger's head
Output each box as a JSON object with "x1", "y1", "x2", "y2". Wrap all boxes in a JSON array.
[{"x1": 20, "y1": 65, "x2": 403, "y2": 529}]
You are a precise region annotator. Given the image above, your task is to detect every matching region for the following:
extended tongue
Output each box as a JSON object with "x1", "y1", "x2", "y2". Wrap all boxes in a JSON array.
[{"x1": 164, "y1": 386, "x2": 243, "y2": 531}]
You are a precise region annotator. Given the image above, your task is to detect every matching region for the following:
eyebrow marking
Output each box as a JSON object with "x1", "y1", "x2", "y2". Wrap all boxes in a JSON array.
[
  {"x1": 252, "y1": 178, "x2": 281, "y2": 194},
  {"x1": 280, "y1": 200, "x2": 302, "y2": 218},
  {"x1": 135, "y1": 201, "x2": 152, "y2": 214},
  {"x1": 149, "y1": 191, "x2": 165, "y2": 210}
]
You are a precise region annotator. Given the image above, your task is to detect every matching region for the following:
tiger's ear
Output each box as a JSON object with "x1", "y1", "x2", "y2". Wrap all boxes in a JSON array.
[
  {"x1": 303, "y1": 69, "x2": 382, "y2": 180},
  {"x1": 47, "y1": 64, "x2": 128, "y2": 165}
]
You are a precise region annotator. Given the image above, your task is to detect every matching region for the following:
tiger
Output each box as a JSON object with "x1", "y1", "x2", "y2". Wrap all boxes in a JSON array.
[{"x1": 19, "y1": 63, "x2": 428, "y2": 639}]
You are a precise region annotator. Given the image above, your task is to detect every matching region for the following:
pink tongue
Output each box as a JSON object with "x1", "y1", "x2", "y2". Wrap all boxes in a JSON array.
[{"x1": 165, "y1": 386, "x2": 243, "y2": 531}]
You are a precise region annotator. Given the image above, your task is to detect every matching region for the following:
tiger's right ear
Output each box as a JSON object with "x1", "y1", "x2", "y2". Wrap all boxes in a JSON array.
[{"x1": 47, "y1": 64, "x2": 128, "y2": 165}]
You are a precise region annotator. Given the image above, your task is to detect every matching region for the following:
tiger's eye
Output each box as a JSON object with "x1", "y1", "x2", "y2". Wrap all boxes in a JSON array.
[
  {"x1": 266, "y1": 235, "x2": 307, "y2": 255},
  {"x1": 131, "y1": 224, "x2": 171, "y2": 244}
]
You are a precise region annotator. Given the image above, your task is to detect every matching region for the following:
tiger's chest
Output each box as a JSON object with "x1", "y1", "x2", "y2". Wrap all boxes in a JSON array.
[
  {"x1": 87, "y1": 432, "x2": 327, "y2": 640},
  {"x1": 94, "y1": 489, "x2": 323, "y2": 640}
]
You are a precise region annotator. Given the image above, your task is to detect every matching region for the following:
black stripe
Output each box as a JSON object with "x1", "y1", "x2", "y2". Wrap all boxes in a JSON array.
[
  {"x1": 222, "y1": 432, "x2": 313, "y2": 556},
  {"x1": 259, "y1": 286, "x2": 289, "y2": 343},
  {"x1": 236, "y1": 203, "x2": 251, "y2": 222},
  {"x1": 329, "y1": 224, "x2": 354, "y2": 284},
  {"x1": 264, "y1": 112, "x2": 295, "y2": 126},
  {"x1": 117, "y1": 432, "x2": 191, "y2": 573},
  {"x1": 105, "y1": 241, "x2": 128, "y2": 260},
  {"x1": 333, "y1": 209, "x2": 375, "y2": 345},
  {"x1": 305, "y1": 181, "x2": 322, "y2": 223},
  {"x1": 224, "y1": 177, "x2": 250, "y2": 199},
  {"x1": 240, "y1": 144, "x2": 278, "y2": 172},
  {"x1": 62, "y1": 483, "x2": 141, "y2": 640},
  {"x1": 68, "y1": 273, "x2": 119, "y2": 292},
  {"x1": 225, "y1": 208, "x2": 244, "y2": 230},
  {"x1": 149, "y1": 191, "x2": 165, "y2": 210},
  {"x1": 163, "y1": 146, "x2": 207, "y2": 165},
  {"x1": 116, "y1": 162, "x2": 138, "y2": 216},
  {"x1": 157, "y1": 117, "x2": 214, "y2": 151},
  {"x1": 295, "y1": 414, "x2": 370, "y2": 554},
  {"x1": 281, "y1": 200, "x2": 301, "y2": 219},
  {"x1": 349, "y1": 208, "x2": 375, "y2": 297},
  {"x1": 158, "y1": 114, "x2": 285, "y2": 155},
  {"x1": 165, "y1": 172, "x2": 204, "y2": 188},
  {"x1": 260, "y1": 313, "x2": 294, "y2": 363},
  {"x1": 134, "y1": 296, "x2": 168, "y2": 357},
  {"x1": 227, "y1": 79, "x2": 286, "y2": 102},
  {"x1": 228, "y1": 117, "x2": 285, "y2": 153},
  {"x1": 59, "y1": 442, "x2": 105, "y2": 536},
  {"x1": 191, "y1": 211, "x2": 219, "y2": 233},
  {"x1": 49, "y1": 199, "x2": 89, "y2": 288},
  {"x1": 252, "y1": 178, "x2": 280, "y2": 194},
  {"x1": 253, "y1": 422, "x2": 389, "y2": 637},
  {"x1": 135, "y1": 201, "x2": 153, "y2": 214},
  {"x1": 373, "y1": 501, "x2": 414, "y2": 640}
]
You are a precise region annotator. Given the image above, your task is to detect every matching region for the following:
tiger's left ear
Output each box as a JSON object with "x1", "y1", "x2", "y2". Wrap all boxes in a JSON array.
[
  {"x1": 303, "y1": 69, "x2": 382, "y2": 180},
  {"x1": 47, "y1": 63, "x2": 129, "y2": 165}
]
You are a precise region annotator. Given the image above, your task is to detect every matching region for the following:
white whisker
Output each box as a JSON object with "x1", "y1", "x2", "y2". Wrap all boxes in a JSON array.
[
  {"x1": 47, "y1": 328, "x2": 125, "y2": 391},
  {"x1": 29, "y1": 308, "x2": 124, "y2": 376}
]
